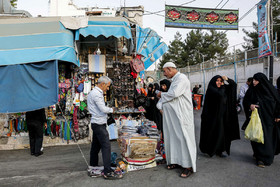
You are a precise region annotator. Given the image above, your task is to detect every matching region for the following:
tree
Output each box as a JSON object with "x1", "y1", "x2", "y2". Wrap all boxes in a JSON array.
[
  {"x1": 159, "y1": 29, "x2": 229, "y2": 69},
  {"x1": 181, "y1": 29, "x2": 228, "y2": 66},
  {"x1": 159, "y1": 32, "x2": 184, "y2": 69},
  {"x1": 272, "y1": 0, "x2": 280, "y2": 42},
  {"x1": 242, "y1": 0, "x2": 280, "y2": 50},
  {"x1": 10, "y1": 0, "x2": 17, "y2": 8},
  {"x1": 242, "y1": 22, "x2": 258, "y2": 50}
]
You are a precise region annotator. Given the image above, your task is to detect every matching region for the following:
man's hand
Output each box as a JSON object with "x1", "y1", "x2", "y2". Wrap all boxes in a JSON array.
[
  {"x1": 160, "y1": 110, "x2": 163, "y2": 114},
  {"x1": 250, "y1": 104, "x2": 259, "y2": 111},
  {"x1": 275, "y1": 118, "x2": 280, "y2": 123},
  {"x1": 157, "y1": 91, "x2": 162, "y2": 98},
  {"x1": 44, "y1": 122, "x2": 47, "y2": 129}
]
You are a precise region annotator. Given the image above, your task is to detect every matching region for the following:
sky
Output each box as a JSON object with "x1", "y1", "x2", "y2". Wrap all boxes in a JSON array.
[{"x1": 16, "y1": 0, "x2": 260, "y2": 70}]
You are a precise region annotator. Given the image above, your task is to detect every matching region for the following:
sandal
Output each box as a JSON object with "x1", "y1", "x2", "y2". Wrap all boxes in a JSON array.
[
  {"x1": 167, "y1": 164, "x2": 179, "y2": 170},
  {"x1": 103, "y1": 171, "x2": 123, "y2": 180},
  {"x1": 256, "y1": 161, "x2": 265, "y2": 168},
  {"x1": 180, "y1": 168, "x2": 193, "y2": 178}
]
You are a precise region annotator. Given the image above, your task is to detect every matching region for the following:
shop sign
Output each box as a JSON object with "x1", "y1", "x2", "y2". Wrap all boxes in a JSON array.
[{"x1": 165, "y1": 5, "x2": 239, "y2": 30}]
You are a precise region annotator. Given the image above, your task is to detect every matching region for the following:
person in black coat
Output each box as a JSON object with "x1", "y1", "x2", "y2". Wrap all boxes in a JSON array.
[
  {"x1": 243, "y1": 73, "x2": 280, "y2": 167},
  {"x1": 26, "y1": 108, "x2": 47, "y2": 157},
  {"x1": 199, "y1": 75, "x2": 240, "y2": 157},
  {"x1": 160, "y1": 79, "x2": 171, "y2": 92},
  {"x1": 145, "y1": 84, "x2": 154, "y2": 121}
]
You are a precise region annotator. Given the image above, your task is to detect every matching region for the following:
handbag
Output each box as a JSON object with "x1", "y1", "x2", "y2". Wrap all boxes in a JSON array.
[
  {"x1": 107, "y1": 114, "x2": 115, "y2": 125},
  {"x1": 244, "y1": 108, "x2": 264, "y2": 144},
  {"x1": 77, "y1": 83, "x2": 84, "y2": 93}
]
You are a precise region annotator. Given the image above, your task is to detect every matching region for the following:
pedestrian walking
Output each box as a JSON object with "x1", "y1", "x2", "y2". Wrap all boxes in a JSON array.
[
  {"x1": 199, "y1": 75, "x2": 240, "y2": 157},
  {"x1": 239, "y1": 77, "x2": 253, "y2": 109},
  {"x1": 26, "y1": 108, "x2": 46, "y2": 157},
  {"x1": 87, "y1": 76, "x2": 122, "y2": 179},
  {"x1": 243, "y1": 73, "x2": 280, "y2": 167},
  {"x1": 157, "y1": 62, "x2": 196, "y2": 178}
]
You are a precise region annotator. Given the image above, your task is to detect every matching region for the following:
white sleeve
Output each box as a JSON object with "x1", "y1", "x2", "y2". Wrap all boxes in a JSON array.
[
  {"x1": 156, "y1": 98, "x2": 163, "y2": 110},
  {"x1": 94, "y1": 94, "x2": 113, "y2": 114},
  {"x1": 161, "y1": 76, "x2": 188, "y2": 104}
]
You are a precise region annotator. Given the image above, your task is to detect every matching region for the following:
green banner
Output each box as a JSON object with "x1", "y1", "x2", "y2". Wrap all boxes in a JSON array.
[{"x1": 165, "y1": 5, "x2": 239, "y2": 30}]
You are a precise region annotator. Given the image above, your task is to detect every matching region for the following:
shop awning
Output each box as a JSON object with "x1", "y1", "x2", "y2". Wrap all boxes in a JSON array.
[
  {"x1": 0, "y1": 17, "x2": 79, "y2": 66},
  {"x1": 74, "y1": 17, "x2": 132, "y2": 40},
  {"x1": 0, "y1": 61, "x2": 58, "y2": 113},
  {"x1": 136, "y1": 26, "x2": 168, "y2": 69},
  {"x1": 143, "y1": 42, "x2": 169, "y2": 69}
]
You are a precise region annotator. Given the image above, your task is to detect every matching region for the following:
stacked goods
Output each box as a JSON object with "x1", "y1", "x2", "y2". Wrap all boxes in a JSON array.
[{"x1": 117, "y1": 119, "x2": 159, "y2": 172}]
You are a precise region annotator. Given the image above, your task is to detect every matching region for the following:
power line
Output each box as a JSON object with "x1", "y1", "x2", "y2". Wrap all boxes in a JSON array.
[
  {"x1": 143, "y1": 0, "x2": 196, "y2": 16},
  {"x1": 220, "y1": 0, "x2": 230, "y2": 9},
  {"x1": 215, "y1": 0, "x2": 224, "y2": 9}
]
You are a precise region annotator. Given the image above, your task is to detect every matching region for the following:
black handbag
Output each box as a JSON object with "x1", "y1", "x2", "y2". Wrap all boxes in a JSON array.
[{"x1": 107, "y1": 114, "x2": 115, "y2": 125}]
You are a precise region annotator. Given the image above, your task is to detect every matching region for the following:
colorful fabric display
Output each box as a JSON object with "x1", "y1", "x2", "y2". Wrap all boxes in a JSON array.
[
  {"x1": 17, "y1": 119, "x2": 21, "y2": 131},
  {"x1": 64, "y1": 121, "x2": 72, "y2": 140}
]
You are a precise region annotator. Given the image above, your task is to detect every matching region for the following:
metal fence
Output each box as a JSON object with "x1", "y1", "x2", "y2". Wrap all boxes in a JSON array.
[{"x1": 156, "y1": 42, "x2": 280, "y2": 95}]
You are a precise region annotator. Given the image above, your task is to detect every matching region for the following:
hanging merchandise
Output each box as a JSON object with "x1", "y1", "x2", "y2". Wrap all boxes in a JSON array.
[
  {"x1": 80, "y1": 102, "x2": 87, "y2": 111},
  {"x1": 64, "y1": 121, "x2": 72, "y2": 141},
  {"x1": 112, "y1": 61, "x2": 135, "y2": 108},
  {"x1": 83, "y1": 80, "x2": 91, "y2": 94},
  {"x1": 130, "y1": 55, "x2": 145, "y2": 73},
  {"x1": 88, "y1": 55, "x2": 106, "y2": 73}
]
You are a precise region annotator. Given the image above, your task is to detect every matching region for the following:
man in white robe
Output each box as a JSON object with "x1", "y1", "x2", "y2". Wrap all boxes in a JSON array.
[{"x1": 157, "y1": 62, "x2": 197, "y2": 178}]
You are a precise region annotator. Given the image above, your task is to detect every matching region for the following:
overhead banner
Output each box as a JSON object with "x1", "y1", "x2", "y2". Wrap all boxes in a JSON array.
[
  {"x1": 165, "y1": 5, "x2": 239, "y2": 30},
  {"x1": 258, "y1": 0, "x2": 272, "y2": 58}
]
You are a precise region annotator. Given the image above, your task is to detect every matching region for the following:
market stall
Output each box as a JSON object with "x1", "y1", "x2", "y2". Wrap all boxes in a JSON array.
[{"x1": 0, "y1": 16, "x2": 168, "y2": 153}]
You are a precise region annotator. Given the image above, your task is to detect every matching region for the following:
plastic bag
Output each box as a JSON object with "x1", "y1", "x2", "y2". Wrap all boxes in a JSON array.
[{"x1": 245, "y1": 108, "x2": 264, "y2": 144}]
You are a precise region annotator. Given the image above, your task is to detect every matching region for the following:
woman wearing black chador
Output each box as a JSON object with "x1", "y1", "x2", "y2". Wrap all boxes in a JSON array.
[
  {"x1": 243, "y1": 73, "x2": 280, "y2": 167},
  {"x1": 199, "y1": 75, "x2": 240, "y2": 157}
]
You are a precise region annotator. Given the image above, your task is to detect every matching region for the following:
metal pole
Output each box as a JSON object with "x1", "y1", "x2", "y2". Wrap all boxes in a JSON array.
[
  {"x1": 275, "y1": 32, "x2": 277, "y2": 56},
  {"x1": 202, "y1": 55, "x2": 206, "y2": 106},
  {"x1": 268, "y1": 0, "x2": 274, "y2": 83},
  {"x1": 234, "y1": 46, "x2": 237, "y2": 82}
]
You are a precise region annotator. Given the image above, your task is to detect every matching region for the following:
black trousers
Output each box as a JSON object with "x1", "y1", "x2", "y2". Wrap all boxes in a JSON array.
[
  {"x1": 27, "y1": 121, "x2": 43, "y2": 155},
  {"x1": 90, "y1": 123, "x2": 112, "y2": 174}
]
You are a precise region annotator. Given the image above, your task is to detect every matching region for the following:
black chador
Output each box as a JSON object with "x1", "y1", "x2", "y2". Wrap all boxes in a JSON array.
[
  {"x1": 199, "y1": 75, "x2": 240, "y2": 157},
  {"x1": 243, "y1": 73, "x2": 280, "y2": 165}
]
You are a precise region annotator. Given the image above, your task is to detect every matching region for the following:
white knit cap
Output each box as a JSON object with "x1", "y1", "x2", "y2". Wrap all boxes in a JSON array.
[{"x1": 163, "y1": 62, "x2": 176, "y2": 68}]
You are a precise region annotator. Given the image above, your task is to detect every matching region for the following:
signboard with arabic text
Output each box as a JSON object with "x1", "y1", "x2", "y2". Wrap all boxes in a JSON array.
[
  {"x1": 165, "y1": 5, "x2": 239, "y2": 30},
  {"x1": 257, "y1": 0, "x2": 272, "y2": 58}
]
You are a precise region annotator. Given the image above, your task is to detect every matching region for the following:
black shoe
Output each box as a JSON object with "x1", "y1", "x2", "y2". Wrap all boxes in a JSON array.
[
  {"x1": 34, "y1": 151, "x2": 43, "y2": 157},
  {"x1": 180, "y1": 168, "x2": 193, "y2": 178},
  {"x1": 31, "y1": 152, "x2": 35, "y2": 156}
]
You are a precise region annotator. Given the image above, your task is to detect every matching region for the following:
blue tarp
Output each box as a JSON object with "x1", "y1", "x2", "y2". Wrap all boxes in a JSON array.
[
  {"x1": 143, "y1": 42, "x2": 169, "y2": 69},
  {"x1": 136, "y1": 26, "x2": 168, "y2": 69},
  {"x1": 0, "y1": 18, "x2": 79, "y2": 66},
  {"x1": 0, "y1": 61, "x2": 58, "y2": 113},
  {"x1": 75, "y1": 19, "x2": 132, "y2": 40}
]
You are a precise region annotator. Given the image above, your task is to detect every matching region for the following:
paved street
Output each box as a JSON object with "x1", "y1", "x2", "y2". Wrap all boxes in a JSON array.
[{"x1": 0, "y1": 109, "x2": 279, "y2": 187}]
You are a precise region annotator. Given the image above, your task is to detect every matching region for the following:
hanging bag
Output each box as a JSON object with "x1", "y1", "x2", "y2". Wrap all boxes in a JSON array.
[
  {"x1": 244, "y1": 108, "x2": 264, "y2": 144},
  {"x1": 130, "y1": 55, "x2": 145, "y2": 73}
]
